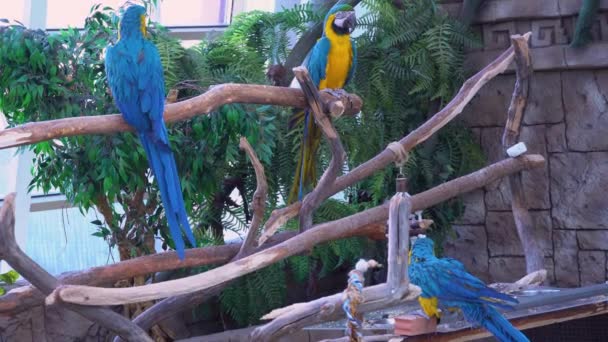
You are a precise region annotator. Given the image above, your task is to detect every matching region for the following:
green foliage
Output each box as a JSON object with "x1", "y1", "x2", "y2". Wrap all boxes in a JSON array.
[
  {"x1": 340, "y1": 0, "x2": 485, "y2": 248},
  {"x1": 0, "y1": 270, "x2": 20, "y2": 296}
]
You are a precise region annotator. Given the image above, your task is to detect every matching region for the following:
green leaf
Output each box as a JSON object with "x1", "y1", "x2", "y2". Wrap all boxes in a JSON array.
[{"x1": 0, "y1": 270, "x2": 20, "y2": 285}]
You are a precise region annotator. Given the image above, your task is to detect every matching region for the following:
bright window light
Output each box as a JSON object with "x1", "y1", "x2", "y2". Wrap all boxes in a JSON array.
[
  {"x1": 160, "y1": 0, "x2": 229, "y2": 27},
  {"x1": 46, "y1": 0, "x2": 124, "y2": 29},
  {"x1": 244, "y1": 0, "x2": 275, "y2": 12},
  {"x1": 0, "y1": 1, "x2": 25, "y2": 22}
]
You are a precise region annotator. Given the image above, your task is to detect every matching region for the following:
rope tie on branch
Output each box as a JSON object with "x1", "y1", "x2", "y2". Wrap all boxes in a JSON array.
[
  {"x1": 342, "y1": 259, "x2": 380, "y2": 342},
  {"x1": 387, "y1": 141, "x2": 409, "y2": 177}
]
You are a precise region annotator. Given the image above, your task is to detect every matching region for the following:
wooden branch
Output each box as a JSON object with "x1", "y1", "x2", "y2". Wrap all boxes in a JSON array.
[
  {"x1": 258, "y1": 202, "x2": 302, "y2": 245},
  {"x1": 252, "y1": 283, "x2": 421, "y2": 341},
  {"x1": 489, "y1": 269, "x2": 547, "y2": 294},
  {"x1": 236, "y1": 137, "x2": 268, "y2": 257},
  {"x1": 500, "y1": 34, "x2": 543, "y2": 274},
  {"x1": 258, "y1": 35, "x2": 530, "y2": 238},
  {"x1": 0, "y1": 194, "x2": 153, "y2": 342},
  {"x1": 0, "y1": 85, "x2": 362, "y2": 150},
  {"x1": 293, "y1": 67, "x2": 347, "y2": 232},
  {"x1": 114, "y1": 137, "x2": 273, "y2": 341},
  {"x1": 386, "y1": 194, "x2": 411, "y2": 298},
  {"x1": 0, "y1": 232, "x2": 296, "y2": 314},
  {"x1": 45, "y1": 155, "x2": 544, "y2": 307},
  {"x1": 254, "y1": 193, "x2": 412, "y2": 341}
]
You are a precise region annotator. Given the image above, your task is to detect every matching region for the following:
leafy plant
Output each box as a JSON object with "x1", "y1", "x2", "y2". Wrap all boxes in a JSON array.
[{"x1": 0, "y1": 270, "x2": 20, "y2": 296}]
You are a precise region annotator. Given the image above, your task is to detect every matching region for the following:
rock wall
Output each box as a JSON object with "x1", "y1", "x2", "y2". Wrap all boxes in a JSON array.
[{"x1": 442, "y1": 0, "x2": 608, "y2": 287}]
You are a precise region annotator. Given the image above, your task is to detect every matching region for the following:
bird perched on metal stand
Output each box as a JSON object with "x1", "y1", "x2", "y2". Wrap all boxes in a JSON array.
[
  {"x1": 105, "y1": 5, "x2": 196, "y2": 260},
  {"x1": 409, "y1": 236, "x2": 530, "y2": 342}
]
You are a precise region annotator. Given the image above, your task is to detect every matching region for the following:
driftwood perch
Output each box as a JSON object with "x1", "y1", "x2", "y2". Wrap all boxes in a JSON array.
[
  {"x1": 293, "y1": 67, "x2": 347, "y2": 232},
  {"x1": 252, "y1": 193, "x2": 415, "y2": 341},
  {"x1": 500, "y1": 33, "x2": 544, "y2": 274},
  {"x1": 0, "y1": 194, "x2": 153, "y2": 342},
  {"x1": 45, "y1": 155, "x2": 544, "y2": 307},
  {"x1": 258, "y1": 33, "x2": 530, "y2": 242},
  {"x1": 112, "y1": 137, "x2": 272, "y2": 341},
  {"x1": 0, "y1": 85, "x2": 362, "y2": 150}
]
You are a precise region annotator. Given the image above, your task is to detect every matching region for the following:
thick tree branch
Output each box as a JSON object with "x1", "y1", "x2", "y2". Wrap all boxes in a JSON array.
[
  {"x1": 0, "y1": 232, "x2": 295, "y2": 314},
  {"x1": 0, "y1": 194, "x2": 153, "y2": 342},
  {"x1": 46, "y1": 155, "x2": 544, "y2": 307},
  {"x1": 501, "y1": 33, "x2": 543, "y2": 274},
  {"x1": 293, "y1": 67, "x2": 347, "y2": 232},
  {"x1": 0, "y1": 85, "x2": 362, "y2": 150}
]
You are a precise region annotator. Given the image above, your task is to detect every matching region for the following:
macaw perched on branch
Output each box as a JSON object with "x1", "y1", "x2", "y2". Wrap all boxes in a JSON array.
[
  {"x1": 409, "y1": 236, "x2": 529, "y2": 342},
  {"x1": 288, "y1": 3, "x2": 357, "y2": 203},
  {"x1": 105, "y1": 5, "x2": 195, "y2": 260}
]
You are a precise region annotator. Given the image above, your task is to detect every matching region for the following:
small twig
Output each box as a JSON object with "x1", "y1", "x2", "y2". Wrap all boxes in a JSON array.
[
  {"x1": 0, "y1": 194, "x2": 153, "y2": 342},
  {"x1": 500, "y1": 33, "x2": 544, "y2": 275},
  {"x1": 258, "y1": 202, "x2": 302, "y2": 245},
  {"x1": 236, "y1": 137, "x2": 268, "y2": 257},
  {"x1": 0, "y1": 85, "x2": 362, "y2": 150},
  {"x1": 293, "y1": 67, "x2": 347, "y2": 232},
  {"x1": 489, "y1": 269, "x2": 548, "y2": 294},
  {"x1": 45, "y1": 155, "x2": 544, "y2": 307}
]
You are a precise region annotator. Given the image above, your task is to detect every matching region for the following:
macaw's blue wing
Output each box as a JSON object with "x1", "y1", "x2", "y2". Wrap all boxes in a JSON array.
[
  {"x1": 410, "y1": 258, "x2": 517, "y2": 309},
  {"x1": 306, "y1": 36, "x2": 330, "y2": 88},
  {"x1": 105, "y1": 40, "x2": 196, "y2": 260}
]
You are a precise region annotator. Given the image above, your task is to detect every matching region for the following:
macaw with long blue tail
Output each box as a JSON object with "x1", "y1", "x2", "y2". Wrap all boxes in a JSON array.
[
  {"x1": 409, "y1": 236, "x2": 529, "y2": 342},
  {"x1": 105, "y1": 5, "x2": 195, "y2": 260},
  {"x1": 288, "y1": 3, "x2": 357, "y2": 203}
]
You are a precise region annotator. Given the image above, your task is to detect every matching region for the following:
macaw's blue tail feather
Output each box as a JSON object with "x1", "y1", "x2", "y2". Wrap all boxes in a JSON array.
[
  {"x1": 139, "y1": 132, "x2": 196, "y2": 260},
  {"x1": 462, "y1": 305, "x2": 529, "y2": 342}
]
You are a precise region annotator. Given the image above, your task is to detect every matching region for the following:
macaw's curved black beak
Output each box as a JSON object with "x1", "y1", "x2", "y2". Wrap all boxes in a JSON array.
[{"x1": 333, "y1": 10, "x2": 357, "y2": 34}]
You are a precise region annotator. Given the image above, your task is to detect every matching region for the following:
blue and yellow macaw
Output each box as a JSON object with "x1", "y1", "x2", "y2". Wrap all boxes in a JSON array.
[
  {"x1": 408, "y1": 236, "x2": 529, "y2": 342},
  {"x1": 288, "y1": 3, "x2": 357, "y2": 203},
  {"x1": 105, "y1": 5, "x2": 195, "y2": 260}
]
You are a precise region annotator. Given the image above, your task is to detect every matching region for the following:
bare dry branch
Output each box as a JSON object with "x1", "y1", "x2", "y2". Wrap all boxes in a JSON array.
[
  {"x1": 293, "y1": 67, "x2": 347, "y2": 232},
  {"x1": 254, "y1": 193, "x2": 413, "y2": 341},
  {"x1": 236, "y1": 137, "x2": 268, "y2": 257},
  {"x1": 258, "y1": 203, "x2": 302, "y2": 245},
  {"x1": 256, "y1": 35, "x2": 530, "y2": 237},
  {"x1": 0, "y1": 85, "x2": 362, "y2": 150},
  {"x1": 0, "y1": 232, "x2": 297, "y2": 314},
  {"x1": 500, "y1": 33, "x2": 544, "y2": 274},
  {"x1": 252, "y1": 284, "x2": 421, "y2": 341},
  {"x1": 0, "y1": 194, "x2": 153, "y2": 342},
  {"x1": 46, "y1": 155, "x2": 544, "y2": 307}
]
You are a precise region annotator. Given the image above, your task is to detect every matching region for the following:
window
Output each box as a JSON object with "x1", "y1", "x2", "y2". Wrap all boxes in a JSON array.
[
  {"x1": 46, "y1": 0, "x2": 124, "y2": 29},
  {"x1": 26, "y1": 207, "x2": 118, "y2": 275},
  {"x1": 160, "y1": 0, "x2": 230, "y2": 27},
  {"x1": 0, "y1": 1, "x2": 25, "y2": 22}
]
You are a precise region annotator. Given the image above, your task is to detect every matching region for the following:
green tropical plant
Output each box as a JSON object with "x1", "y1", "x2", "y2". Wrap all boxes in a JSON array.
[{"x1": 0, "y1": 270, "x2": 20, "y2": 296}]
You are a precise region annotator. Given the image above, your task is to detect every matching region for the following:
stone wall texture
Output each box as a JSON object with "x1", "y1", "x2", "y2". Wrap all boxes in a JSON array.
[{"x1": 442, "y1": 0, "x2": 608, "y2": 287}]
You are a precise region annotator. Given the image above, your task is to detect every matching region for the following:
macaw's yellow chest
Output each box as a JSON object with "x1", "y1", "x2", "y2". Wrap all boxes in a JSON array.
[{"x1": 319, "y1": 35, "x2": 353, "y2": 90}]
